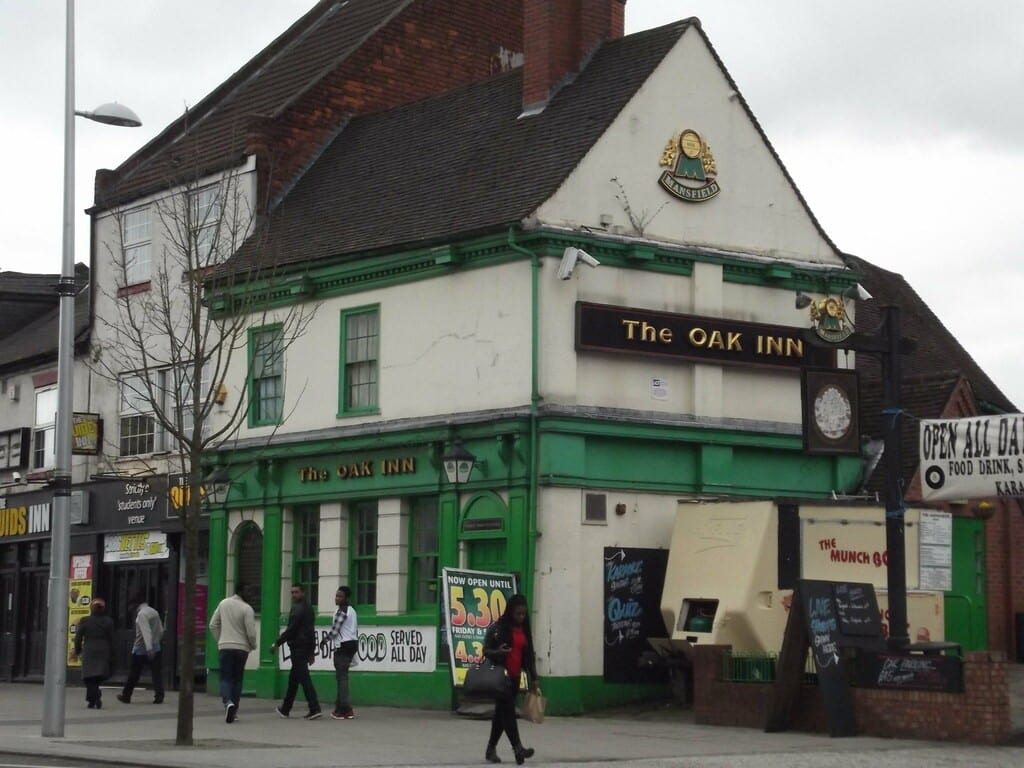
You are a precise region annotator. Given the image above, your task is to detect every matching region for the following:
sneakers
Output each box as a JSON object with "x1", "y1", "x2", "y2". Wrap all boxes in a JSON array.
[
  {"x1": 225, "y1": 702, "x2": 236, "y2": 723},
  {"x1": 275, "y1": 706, "x2": 290, "y2": 718},
  {"x1": 330, "y1": 709, "x2": 355, "y2": 720},
  {"x1": 303, "y1": 709, "x2": 323, "y2": 720}
]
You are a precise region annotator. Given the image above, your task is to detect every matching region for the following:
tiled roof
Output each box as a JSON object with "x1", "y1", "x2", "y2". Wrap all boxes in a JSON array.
[
  {"x1": 96, "y1": 0, "x2": 411, "y2": 208},
  {"x1": 0, "y1": 266, "x2": 90, "y2": 372},
  {"x1": 849, "y1": 254, "x2": 1015, "y2": 492},
  {"x1": 226, "y1": 19, "x2": 690, "y2": 272}
]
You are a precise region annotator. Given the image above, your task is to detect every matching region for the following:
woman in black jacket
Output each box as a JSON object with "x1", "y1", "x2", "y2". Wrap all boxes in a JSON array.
[
  {"x1": 482, "y1": 593, "x2": 540, "y2": 764},
  {"x1": 72, "y1": 598, "x2": 116, "y2": 708}
]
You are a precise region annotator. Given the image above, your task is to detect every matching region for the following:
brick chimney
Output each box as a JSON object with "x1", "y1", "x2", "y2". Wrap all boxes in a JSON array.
[{"x1": 522, "y1": 0, "x2": 626, "y2": 114}]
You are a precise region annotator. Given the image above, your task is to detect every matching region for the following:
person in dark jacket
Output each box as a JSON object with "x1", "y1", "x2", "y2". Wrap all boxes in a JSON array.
[
  {"x1": 72, "y1": 598, "x2": 116, "y2": 709},
  {"x1": 482, "y1": 594, "x2": 540, "y2": 765},
  {"x1": 270, "y1": 584, "x2": 322, "y2": 719}
]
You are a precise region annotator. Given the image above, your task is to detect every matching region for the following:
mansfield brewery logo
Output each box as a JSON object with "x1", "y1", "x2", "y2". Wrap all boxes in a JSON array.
[
  {"x1": 809, "y1": 297, "x2": 854, "y2": 343},
  {"x1": 658, "y1": 128, "x2": 720, "y2": 203}
]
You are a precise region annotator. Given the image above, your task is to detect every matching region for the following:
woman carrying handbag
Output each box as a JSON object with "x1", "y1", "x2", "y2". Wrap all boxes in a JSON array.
[{"x1": 482, "y1": 594, "x2": 540, "y2": 765}]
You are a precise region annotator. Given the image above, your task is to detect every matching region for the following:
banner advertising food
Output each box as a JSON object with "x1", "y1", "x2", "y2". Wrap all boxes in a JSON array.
[
  {"x1": 67, "y1": 554, "x2": 94, "y2": 666},
  {"x1": 920, "y1": 414, "x2": 1024, "y2": 501},
  {"x1": 103, "y1": 530, "x2": 169, "y2": 562},
  {"x1": 278, "y1": 625, "x2": 436, "y2": 673},
  {"x1": 441, "y1": 567, "x2": 518, "y2": 686}
]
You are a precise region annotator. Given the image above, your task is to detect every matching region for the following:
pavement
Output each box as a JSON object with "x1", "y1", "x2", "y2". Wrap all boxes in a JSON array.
[{"x1": 0, "y1": 677, "x2": 1021, "y2": 768}]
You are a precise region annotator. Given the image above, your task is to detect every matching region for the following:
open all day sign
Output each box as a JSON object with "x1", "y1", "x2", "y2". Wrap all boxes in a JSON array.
[{"x1": 920, "y1": 414, "x2": 1024, "y2": 500}]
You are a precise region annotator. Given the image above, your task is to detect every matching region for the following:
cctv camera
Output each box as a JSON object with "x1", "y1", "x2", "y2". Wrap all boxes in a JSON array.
[
  {"x1": 12, "y1": 471, "x2": 22, "y2": 483},
  {"x1": 557, "y1": 247, "x2": 601, "y2": 280}
]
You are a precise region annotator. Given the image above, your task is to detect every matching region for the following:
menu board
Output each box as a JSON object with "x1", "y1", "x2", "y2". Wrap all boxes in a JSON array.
[
  {"x1": 832, "y1": 582, "x2": 883, "y2": 638},
  {"x1": 602, "y1": 547, "x2": 669, "y2": 684}
]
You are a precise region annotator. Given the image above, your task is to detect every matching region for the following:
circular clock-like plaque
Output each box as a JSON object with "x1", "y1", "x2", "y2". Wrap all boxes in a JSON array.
[
  {"x1": 679, "y1": 130, "x2": 703, "y2": 159},
  {"x1": 813, "y1": 384, "x2": 852, "y2": 440}
]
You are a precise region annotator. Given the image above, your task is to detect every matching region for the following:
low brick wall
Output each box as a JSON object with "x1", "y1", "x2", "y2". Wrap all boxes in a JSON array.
[{"x1": 691, "y1": 645, "x2": 1012, "y2": 745}]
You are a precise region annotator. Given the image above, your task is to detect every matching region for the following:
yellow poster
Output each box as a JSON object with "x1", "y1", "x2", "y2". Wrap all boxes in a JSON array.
[{"x1": 67, "y1": 554, "x2": 94, "y2": 667}]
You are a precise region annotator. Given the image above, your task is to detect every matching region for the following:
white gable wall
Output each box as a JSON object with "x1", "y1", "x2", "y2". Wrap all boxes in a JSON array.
[{"x1": 532, "y1": 27, "x2": 843, "y2": 265}]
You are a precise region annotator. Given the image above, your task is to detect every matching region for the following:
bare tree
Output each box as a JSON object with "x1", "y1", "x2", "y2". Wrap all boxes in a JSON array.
[{"x1": 91, "y1": 152, "x2": 314, "y2": 745}]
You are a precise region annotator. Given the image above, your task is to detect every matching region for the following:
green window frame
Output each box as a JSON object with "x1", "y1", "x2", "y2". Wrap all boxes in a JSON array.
[
  {"x1": 338, "y1": 306, "x2": 379, "y2": 416},
  {"x1": 408, "y1": 496, "x2": 439, "y2": 611},
  {"x1": 350, "y1": 501, "x2": 378, "y2": 608},
  {"x1": 248, "y1": 324, "x2": 284, "y2": 427},
  {"x1": 292, "y1": 505, "x2": 320, "y2": 607}
]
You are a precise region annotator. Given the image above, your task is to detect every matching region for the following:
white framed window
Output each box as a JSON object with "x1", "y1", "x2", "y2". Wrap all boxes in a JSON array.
[
  {"x1": 119, "y1": 372, "x2": 158, "y2": 456},
  {"x1": 33, "y1": 387, "x2": 57, "y2": 469},
  {"x1": 121, "y1": 207, "x2": 152, "y2": 286},
  {"x1": 119, "y1": 364, "x2": 213, "y2": 456},
  {"x1": 190, "y1": 186, "x2": 222, "y2": 264},
  {"x1": 172, "y1": 362, "x2": 211, "y2": 444}
]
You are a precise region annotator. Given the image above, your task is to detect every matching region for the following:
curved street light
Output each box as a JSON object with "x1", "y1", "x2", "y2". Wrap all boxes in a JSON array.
[{"x1": 43, "y1": 0, "x2": 141, "y2": 739}]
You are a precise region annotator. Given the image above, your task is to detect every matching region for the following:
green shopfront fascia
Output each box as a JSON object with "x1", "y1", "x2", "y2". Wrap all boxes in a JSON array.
[{"x1": 204, "y1": 416, "x2": 859, "y2": 713}]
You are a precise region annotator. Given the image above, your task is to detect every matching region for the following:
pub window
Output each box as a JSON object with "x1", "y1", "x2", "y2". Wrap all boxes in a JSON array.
[
  {"x1": 338, "y1": 306, "x2": 379, "y2": 415},
  {"x1": 249, "y1": 325, "x2": 284, "y2": 427},
  {"x1": 408, "y1": 497, "x2": 439, "y2": 610},
  {"x1": 33, "y1": 387, "x2": 57, "y2": 469},
  {"x1": 292, "y1": 506, "x2": 319, "y2": 607},
  {"x1": 121, "y1": 206, "x2": 152, "y2": 287},
  {"x1": 235, "y1": 523, "x2": 263, "y2": 613},
  {"x1": 350, "y1": 500, "x2": 378, "y2": 607}
]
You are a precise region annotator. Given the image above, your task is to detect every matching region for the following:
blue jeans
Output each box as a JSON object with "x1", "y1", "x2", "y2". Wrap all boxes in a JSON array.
[{"x1": 218, "y1": 649, "x2": 248, "y2": 709}]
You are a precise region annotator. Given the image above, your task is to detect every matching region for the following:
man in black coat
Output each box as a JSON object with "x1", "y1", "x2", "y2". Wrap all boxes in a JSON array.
[{"x1": 270, "y1": 584, "x2": 322, "y2": 719}]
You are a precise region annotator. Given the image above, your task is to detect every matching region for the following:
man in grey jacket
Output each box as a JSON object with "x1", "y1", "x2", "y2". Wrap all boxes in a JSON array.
[
  {"x1": 210, "y1": 582, "x2": 258, "y2": 723},
  {"x1": 117, "y1": 590, "x2": 165, "y2": 704}
]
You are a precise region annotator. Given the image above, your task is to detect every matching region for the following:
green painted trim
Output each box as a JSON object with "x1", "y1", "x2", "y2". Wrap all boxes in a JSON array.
[
  {"x1": 260, "y1": 505, "x2": 283, "y2": 685},
  {"x1": 337, "y1": 304, "x2": 381, "y2": 418},
  {"x1": 247, "y1": 323, "x2": 284, "y2": 428},
  {"x1": 209, "y1": 226, "x2": 856, "y2": 316},
  {"x1": 206, "y1": 509, "x2": 228, "y2": 668}
]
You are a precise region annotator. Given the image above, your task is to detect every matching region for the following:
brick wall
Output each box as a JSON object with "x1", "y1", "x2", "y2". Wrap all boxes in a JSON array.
[
  {"x1": 692, "y1": 645, "x2": 1012, "y2": 744},
  {"x1": 250, "y1": 0, "x2": 524, "y2": 205}
]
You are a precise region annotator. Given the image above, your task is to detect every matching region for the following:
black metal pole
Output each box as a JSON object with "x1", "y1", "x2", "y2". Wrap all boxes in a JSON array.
[{"x1": 881, "y1": 305, "x2": 909, "y2": 649}]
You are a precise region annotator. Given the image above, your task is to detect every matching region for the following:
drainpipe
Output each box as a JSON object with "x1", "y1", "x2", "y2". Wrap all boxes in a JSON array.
[{"x1": 507, "y1": 227, "x2": 540, "y2": 603}]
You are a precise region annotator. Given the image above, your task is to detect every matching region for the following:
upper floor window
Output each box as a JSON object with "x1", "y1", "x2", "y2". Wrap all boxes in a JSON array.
[
  {"x1": 339, "y1": 307, "x2": 379, "y2": 415},
  {"x1": 33, "y1": 387, "x2": 57, "y2": 469},
  {"x1": 171, "y1": 362, "x2": 211, "y2": 444},
  {"x1": 119, "y1": 372, "x2": 158, "y2": 456},
  {"x1": 249, "y1": 326, "x2": 284, "y2": 426},
  {"x1": 121, "y1": 207, "x2": 151, "y2": 286},
  {"x1": 190, "y1": 186, "x2": 222, "y2": 265}
]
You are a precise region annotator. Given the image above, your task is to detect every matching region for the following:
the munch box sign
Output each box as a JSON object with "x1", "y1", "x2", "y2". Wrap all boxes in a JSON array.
[{"x1": 920, "y1": 414, "x2": 1024, "y2": 500}]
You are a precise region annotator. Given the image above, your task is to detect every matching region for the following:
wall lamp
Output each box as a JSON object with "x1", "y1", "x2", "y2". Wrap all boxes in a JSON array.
[
  {"x1": 794, "y1": 291, "x2": 812, "y2": 309},
  {"x1": 442, "y1": 440, "x2": 483, "y2": 484}
]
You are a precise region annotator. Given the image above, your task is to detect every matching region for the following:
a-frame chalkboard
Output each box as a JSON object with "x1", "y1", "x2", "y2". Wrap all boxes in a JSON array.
[{"x1": 766, "y1": 580, "x2": 883, "y2": 737}]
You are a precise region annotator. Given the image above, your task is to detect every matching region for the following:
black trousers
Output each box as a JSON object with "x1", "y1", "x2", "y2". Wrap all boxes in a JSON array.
[
  {"x1": 281, "y1": 651, "x2": 320, "y2": 714},
  {"x1": 487, "y1": 680, "x2": 522, "y2": 750},
  {"x1": 84, "y1": 675, "x2": 104, "y2": 705},
  {"x1": 122, "y1": 651, "x2": 164, "y2": 701}
]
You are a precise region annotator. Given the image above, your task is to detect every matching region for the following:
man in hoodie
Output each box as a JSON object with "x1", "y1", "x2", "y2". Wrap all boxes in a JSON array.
[
  {"x1": 210, "y1": 582, "x2": 258, "y2": 723},
  {"x1": 270, "y1": 584, "x2": 322, "y2": 719},
  {"x1": 117, "y1": 590, "x2": 165, "y2": 704}
]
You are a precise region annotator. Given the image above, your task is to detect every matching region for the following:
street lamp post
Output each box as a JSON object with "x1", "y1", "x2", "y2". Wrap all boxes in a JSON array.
[{"x1": 42, "y1": 0, "x2": 140, "y2": 738}]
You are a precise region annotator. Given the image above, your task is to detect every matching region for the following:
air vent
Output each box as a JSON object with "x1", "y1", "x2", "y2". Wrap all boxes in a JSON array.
[{"x1": 583, "y1": 493, "x2": 607, "y2": 524}]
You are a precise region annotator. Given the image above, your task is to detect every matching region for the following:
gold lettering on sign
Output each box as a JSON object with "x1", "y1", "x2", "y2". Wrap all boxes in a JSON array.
[
  {"x1": 689, "y1": 327, "x2": 708, "y2": 347},
  {"x1": 621, "y1": 319, "x2": 672, "y2": 344}
]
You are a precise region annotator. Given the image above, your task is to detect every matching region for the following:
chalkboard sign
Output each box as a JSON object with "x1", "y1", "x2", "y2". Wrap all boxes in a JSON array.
[
  {"x1": 832, "y1": 582, "x2": 883, "y2": 640},
  {"x1": 602, "y1": 547, "x2": 669, "y2": 684},
  {"x1": 854, "y1": 652, "x2": 963, "y2": 693}
]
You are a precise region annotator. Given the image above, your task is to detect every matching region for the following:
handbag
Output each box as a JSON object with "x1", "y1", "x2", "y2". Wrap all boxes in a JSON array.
[
  {"x1": 462, "y1": 662, "x2": 508, "y2": 697},
  {"x1": 522, "y1": 689, "x2": 546, "y2": 724}
]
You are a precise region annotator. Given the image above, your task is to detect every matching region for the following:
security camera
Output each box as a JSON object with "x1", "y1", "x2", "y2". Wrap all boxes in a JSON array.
[
  {"x1": 842, "y1": 283, "x2": 873, "y2": 301},
  {"x1": 11, "y1": 471, "x2": 22, "y2": 483},
  {"x1": 557, "y1": 247, "x2": 601, "y2": 280}
]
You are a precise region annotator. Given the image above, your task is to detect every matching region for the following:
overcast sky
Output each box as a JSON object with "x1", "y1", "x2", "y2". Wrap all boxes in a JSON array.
[{"x1": 2, "y1": 1, "x2": 1021, "y2": 409}]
